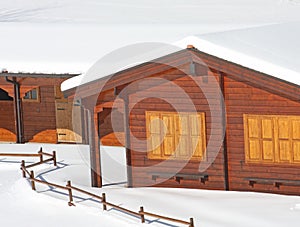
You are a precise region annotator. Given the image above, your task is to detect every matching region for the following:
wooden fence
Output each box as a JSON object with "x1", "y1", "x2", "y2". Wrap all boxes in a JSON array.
[{"x1": 2, "y1": 148, "x2": 195, "y2": 227}]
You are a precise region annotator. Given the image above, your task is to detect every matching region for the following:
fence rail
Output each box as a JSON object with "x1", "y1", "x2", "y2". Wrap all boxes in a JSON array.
[
  {"x1": 1, "y1": 148, "x2": 195, "y2": 227},
  {"x1": 0, "y1": 153, "x2": 41, "y2": 157},
  {"x1": 140, "y1": 209, "x2": 193, "y2": 226}
]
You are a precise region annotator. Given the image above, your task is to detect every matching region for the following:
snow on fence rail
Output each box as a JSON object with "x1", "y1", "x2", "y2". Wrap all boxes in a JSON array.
[{"x1": 1, "y1": 148, "x2": 195, "y2": 227}]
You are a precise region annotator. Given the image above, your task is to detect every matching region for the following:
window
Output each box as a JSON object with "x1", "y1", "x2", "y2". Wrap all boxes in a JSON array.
[
  {"x1": 244, "y1": 114, "x2": 300, "y2": 164},
  {"x1": 23, "y1": 88, "x2": 39, "y2": 102},
  {"x1": 146, "y1": 111, "x2": 206, "y2": 160}
]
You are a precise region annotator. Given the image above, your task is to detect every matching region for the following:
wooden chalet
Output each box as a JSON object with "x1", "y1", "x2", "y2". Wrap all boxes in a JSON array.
[
  {"x1": 64, "y1": 46, "x2": 300, "y2": 195},
  {"x1": 0, "y1": 72, "x2": 84, "y2": 144}
]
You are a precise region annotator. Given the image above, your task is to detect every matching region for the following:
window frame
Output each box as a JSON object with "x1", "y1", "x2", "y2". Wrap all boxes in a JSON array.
[
  {"x1": 146, "y1": 111, "x2": 207, "y2": 161},
  {"x1": 23, "y1": 88, "x2": 40, "y2": 102},
  {"x1": 244, "y1": 114, "x2": 300, "y2": 165}
]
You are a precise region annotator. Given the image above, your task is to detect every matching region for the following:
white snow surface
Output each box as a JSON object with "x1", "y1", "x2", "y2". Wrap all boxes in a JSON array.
[
  {"x1": 1, "y1": 1, "x2": 300, "y2": 86},
  {"x1": 1, "y1": 0, "x2": 300, "y2": 25},
  {"x1": 1, "y1": 143, "x2": 300, "y2": 227}
]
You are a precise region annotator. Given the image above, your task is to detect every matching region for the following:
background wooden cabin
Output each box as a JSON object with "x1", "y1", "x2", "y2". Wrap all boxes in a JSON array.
[{"x1": 0, "y1": 74, "x2": 85, "y2": 144}]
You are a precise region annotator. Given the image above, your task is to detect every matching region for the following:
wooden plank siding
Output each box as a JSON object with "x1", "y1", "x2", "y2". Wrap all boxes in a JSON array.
[
  {"x1": 22, "y1": 86, "x2": 58, "y2": 143},
  {"x1": 0, "y1": 101, "x2": 16, "y2": 142},
  {"x1": 224, "y1": 76, "x2": 300, "y2": 195},
  {"x1": 99, "y1": 107, "x2": 124, "y2": 146},
  {"x1": 127, "y1": 70, "x2": 225, "y2": 190}
]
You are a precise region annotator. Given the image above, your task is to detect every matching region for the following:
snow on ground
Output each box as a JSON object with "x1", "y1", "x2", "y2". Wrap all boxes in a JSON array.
[
  {"x1": 1, "y1": 143, "x2": 300, "y2": 227},
  {"x1": 1, "y1": 0, "x2": 300, "y2": 25}
]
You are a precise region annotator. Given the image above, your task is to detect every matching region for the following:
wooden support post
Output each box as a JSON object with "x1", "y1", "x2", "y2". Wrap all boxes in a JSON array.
[
  {"x1": 38, "y1": 147, "x2": 43, "y2": 162},
  {"x1": 53, "y1": 151, "x2": 57, "y2": 166},
  {"x1": 66, "y1": 180, "x2": 74, "y2": 206},
  {"x1": 219, "y1": 72, "x2": 230, "y2": 191},
  {"x1": 102, "y1": 193, "x2": 107, "y2": 211},
  {"x1": 21, "y1": 160, "x2": 26, "y2": 178},
  {"x1": 189, "y1": 218, "x2": 194, "y2": 227},
  {"x1": 123, "y1": 96, "x2": 133, "y2": 188},
  {"x1": 139, "y1": 206, "x2": 145, "y2": 223},
  {"x1": 30, "y1": 170, "x2": 36, "y2": 191}
]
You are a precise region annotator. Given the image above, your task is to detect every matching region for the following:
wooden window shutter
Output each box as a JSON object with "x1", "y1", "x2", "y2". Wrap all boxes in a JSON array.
[
  {"x1": 190, "y1": 113, "x2": 206, "y2": 159},
  {"x1": 146, "y1": 111, "x2": 206, "y2": 161},
  {"x1": 175, "y1": 114, "x2": 190, "y2": 159},
  {"x1": 261, "y1": 117, "x2": 275, "y2": 162},
  {"x1": 277, "y1": 117, "x2": 292, "y2": 163},
  {"x1": 244, "y1": 115, "x2": 261, "y2": 162},
  {"x1": 244, "y1": 114, "x2": 300, "y2": 165},
  {"x1": 292, "y1": 119, "x2": 300, "y2": 163},
  {"x1": 161, "y1": 114, "x2": 175, "y2": 157},
  {"x1": 147, "y1": 112, "x2": 162, "y2": 159}
]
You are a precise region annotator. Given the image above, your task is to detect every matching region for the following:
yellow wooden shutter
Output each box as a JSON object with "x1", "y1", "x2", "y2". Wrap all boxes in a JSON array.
[
  {"x1": 146, "y1": 111, "x2": 206, "y2": 160},
  {"x1": 244, "y1": 115, "x2": 300, "y2": 164},
  {"x1": 245, "y1": 115, "x2": 261, "y2": 162},
  {"x1": 190, "y1": 113, "x2": 206, "y2": 159},
  {"x1": 291, "y1": 118, "x2": 300, "y2": 163},
  {"x1": 261, "y1": 117, "x2": 275, "y2": 161},
  {"x1": 161, "y1": 114, "x2": 175, "y2": 157},
  {"x1": 175, "y1": 114, "x2": 190, "y2": 158},
  {"x1": 147, "y1": 112, "x2": 162, "y2": 159},
  {"x1": 277, "y1": 117, "x2": 292, "y2": 163}
]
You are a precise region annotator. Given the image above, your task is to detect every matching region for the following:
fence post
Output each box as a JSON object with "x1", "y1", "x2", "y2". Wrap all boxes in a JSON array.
[
  {"x1": 30, "y1": 170, "x2": 36, "y2": 191},
  {"x1": 102, "y1": 193, "x2": 107, "y2": 211},
  {"x1": 66, "y1": 180, "x2": 74, "y2": 206},
  {"x1": 21, "y1": 160, "x2": 26, "y2": 178},
  {"x1": 52, "y1": 151, "x2": 57, "y2": 166},
  {"x1": 139, "y1": 206, "x2": 145, "y2": 223},
  {"x1": 38, "y1": 147, "x2": 43, "y2": 162},
  {"x1": 189, "y1": 218, "x2": 194, "y2": 227}
]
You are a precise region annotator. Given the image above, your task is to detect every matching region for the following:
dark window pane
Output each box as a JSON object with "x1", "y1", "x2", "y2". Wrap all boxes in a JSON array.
[
  {"x1": 24, "y1": 92, "x2": 30, "y2": 99},
  {"x1": 31, "y1": 89, "x2": 37, "y2": 99}
]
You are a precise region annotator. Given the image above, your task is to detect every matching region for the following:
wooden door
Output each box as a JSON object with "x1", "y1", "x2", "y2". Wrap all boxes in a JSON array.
[{"x1": 55, "y1": 101, "x2": 83, "y2": 143}]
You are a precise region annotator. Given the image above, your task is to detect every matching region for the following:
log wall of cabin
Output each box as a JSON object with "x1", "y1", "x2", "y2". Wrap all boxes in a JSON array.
[
  {"x1": 224, "y1": 76, "x2": 300, "y2": 195},
  {"x1": 23, "y1": 85, "x2": 57, "y2": 143},
  {"x1": 128, "y1": 69, "x2": 226, "y2": 190},
  {"x1": 99, "y1": 108, "x2": 125, "y2": 146},
  {"x1": 0, "y1": 101, "x2": 16, "y2": 142}
]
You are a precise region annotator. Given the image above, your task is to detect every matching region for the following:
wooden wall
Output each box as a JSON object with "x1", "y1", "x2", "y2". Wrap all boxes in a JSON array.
[
  {"x1": 0, "y1": 85, "x2": 58, "y2": 143},
  {"x1": 23, "y1": 85, "x2": 58, "y2": 143},
  {"x1": 128, "y1": 68, "x2": 226, "y2": 190},
  {"x1": 99, "y1": 108, "x2": 124, "y2": 146},
  {"x1": 0, "y1": 101, "x2": 16, "y2": 142},
  {"x1": 224, "y1": 76, "x2": 300, "y2": 195}
]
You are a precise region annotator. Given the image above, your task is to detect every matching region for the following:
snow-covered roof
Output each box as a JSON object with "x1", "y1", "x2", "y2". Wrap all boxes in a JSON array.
[
  {"x1": 61, "y1": 22, "x2": 300, "y2": 91},
  {"x1": 176, "y1": 22, "x2": 300, "y2": 86}
]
